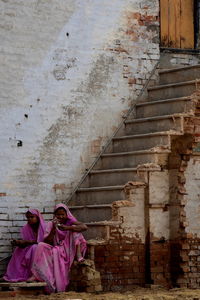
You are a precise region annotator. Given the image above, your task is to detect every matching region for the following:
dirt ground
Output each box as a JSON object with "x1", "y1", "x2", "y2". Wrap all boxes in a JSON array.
[{"x1": 2, "y1": 288, "x2": 200, "y2": 300}]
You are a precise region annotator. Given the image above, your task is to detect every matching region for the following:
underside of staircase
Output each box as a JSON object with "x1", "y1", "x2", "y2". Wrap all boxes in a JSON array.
[{"x1": 67, "y1": 64, "x2": 200, "y2": 291}]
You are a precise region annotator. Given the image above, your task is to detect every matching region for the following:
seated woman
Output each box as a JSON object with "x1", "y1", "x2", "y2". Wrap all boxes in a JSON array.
[
  {"x1": 3, "y1": 209, "x2": 46, "y2": 282},
  {"x1": 31, "y1": 203, "x2": 87, "y2": 293}
]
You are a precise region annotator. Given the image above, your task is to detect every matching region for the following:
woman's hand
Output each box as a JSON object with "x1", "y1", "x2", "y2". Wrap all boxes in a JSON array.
[
  {"x1": 51, "y1": 218, "x2": 60, "y2": 232},
  {"x1": 43, "y1": 221, "x2": 57, "y2": 245},
  {"x1": 56, "y1": 224, "x2": 70, "y2": 231},
  {"x1": 11, "y1": 240, "x2": 25, "y2": 247},
  {"x1": 52, "y1": 217, "x2": 59, "y2": 227},
  {"x1": 11, "y1": 240, "x2": 36, "y2": 248}
]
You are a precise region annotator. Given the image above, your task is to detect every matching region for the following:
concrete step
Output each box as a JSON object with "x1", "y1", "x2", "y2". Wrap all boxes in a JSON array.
[
  {"x1": 0, "y1": 282, "x2": 47, "y2": 288},
  {"x1": 94, "y1": 149, "x2": 170, "y2": 170},
  {"x1": 83, "y1": 221, "x2": 121, "y2": 240},
  {"x1": 124, "y1": 114, "x2": 183, "y2": 135},
  {"x1": 159, "y1": 64, "x2": 200, "y2": 85},
  {"x1": 70, "y1": 185, "x2": 124, "y2": 206},
  {"x1": 81, "y1": 166, "x2": 161, "y2": 188},
  {"x1": 147, "y1": 80, "x2": 199, "y2": 101},
  {"x1": 108, "y1": 132, "x2": 173, "y2": 152},
  {"x1": 69, "y1": 204, "x2": 112, "y2": 223},
  {"x1": 81, "y1": 167, "x2": 148, "y2": 188},
  {"x1": 136, "y1": 97, "x2": 192, "y2": 118},
  {"x1": 0, "y1": 282, "x2": 47, "y2": 296}
]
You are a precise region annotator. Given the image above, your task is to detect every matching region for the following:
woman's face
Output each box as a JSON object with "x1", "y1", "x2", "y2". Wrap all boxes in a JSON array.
[
  {"x1": 26, "y1": 212, "x2": 39, "y2": 225},
  {"x1": 54, "y1": 208, "x2": 67, "y2": 224}
]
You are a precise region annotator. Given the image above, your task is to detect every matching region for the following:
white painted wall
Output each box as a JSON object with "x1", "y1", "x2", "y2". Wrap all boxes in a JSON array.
[
  {"x1": 0, "y1": 0, "x2": 159, "y2": 256},
  {"x1": 149, "y1": 171, "x2": 170, "y2": 239},
  {"x1": 185, "y1": 155, "x2": 200, "y2": 236},
  {"x1": 122, "y1": 185, "x2": 146, "y2": 242}
]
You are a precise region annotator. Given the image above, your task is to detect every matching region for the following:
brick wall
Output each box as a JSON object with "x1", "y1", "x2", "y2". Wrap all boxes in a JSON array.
[
  {"x1": 95, "y1": 230, "x2": 145, "y2": 291},
  {"x1": 150, "y1": 242, "x2": 171, "y2": 287}
]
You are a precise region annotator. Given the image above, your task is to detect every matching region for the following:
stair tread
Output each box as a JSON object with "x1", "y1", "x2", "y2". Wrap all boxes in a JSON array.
[
  {"x1": 69, "y1": 204, "x2": 112, "y2": 208},
  {"x1": 113, "y1": 131, "x2": 182, "y2": 140},
  {"x1": 102, "y1": 149, "x2": 171, "y2": 157},
  {"x1": 77, "y1": 185, "x2": 124, "y2": 192},
  {"x1": 90, "y1": 166, "x2": 160, "y2": 174},
  {"x1": 91, "y1": 167, "x2": 137, "y2": 173},
  {"x1": 148, "y1": 79, "x2": 200, "y2": 91},
  {"x1": 125, "y1": 113, "x2": 186, "y2": 124},
  {"x1": 86, "y1": 220, "x2": 121, "y2": 226},
  {"x1": 136, "y1": 96, "x2": 189, "y2": 107},
  {"x1": 159, "y1": 64, "x2": 200, "y2": 75}
]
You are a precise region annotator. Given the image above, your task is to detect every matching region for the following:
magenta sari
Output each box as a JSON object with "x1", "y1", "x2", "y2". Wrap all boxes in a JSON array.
[
  {"x1": 32, "y1": 203, "x2": 87, "y2": 293},
  {"x1": 3, "y1": 209, "x2": 46, "y2": 282}
]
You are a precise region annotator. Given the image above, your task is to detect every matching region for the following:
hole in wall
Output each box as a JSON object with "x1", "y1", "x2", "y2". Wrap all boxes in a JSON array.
[{"x1": 17, "y1": 140, "x2": 23, "y2": 147}]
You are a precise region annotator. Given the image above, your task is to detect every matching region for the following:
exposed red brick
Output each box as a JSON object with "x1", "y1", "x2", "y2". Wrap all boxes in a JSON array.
[
  {"x1": 52, "y1": 184, "x2": 66, "y2": 191},
  {"x1": 0, "y1": 192, "x2": 6, "y2": 197},
  {"x1": 105, "y1": 256, "x2": 119, "y2": 263},
  {"x1": 114, "y1": 47, "x2": 129, "y2": 54},
  {"x1": 182, "y1": 243, "x2": 190, "y2": 250},
  {"x1": 128, "y1": 78, "x2": 136, "y2": 85}
]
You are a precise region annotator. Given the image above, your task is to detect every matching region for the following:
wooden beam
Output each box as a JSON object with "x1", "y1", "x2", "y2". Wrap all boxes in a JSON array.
[
  {"x1": 160, "y1": 0, "x2": 169, "y2": 47},
  {"x1": 180, "y1": 0, "x2": 194, "y2": 49}
]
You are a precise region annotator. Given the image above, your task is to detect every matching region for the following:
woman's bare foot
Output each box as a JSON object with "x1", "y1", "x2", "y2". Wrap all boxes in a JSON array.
[
  {"x1": 27, "y1": 276, "x2": 38, "y2": 283},
  {"x1": 77, "y1": 257, "x2": 85, "y2": 263}
]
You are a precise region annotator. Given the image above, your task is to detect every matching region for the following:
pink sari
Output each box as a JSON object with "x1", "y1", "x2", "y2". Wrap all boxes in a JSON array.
[
  {"x1": 3, "y1": 209, "x2": 46, "y2": 282},
  {"x1": 32, "y1": 203, "x2": 87, "y2": 293}
]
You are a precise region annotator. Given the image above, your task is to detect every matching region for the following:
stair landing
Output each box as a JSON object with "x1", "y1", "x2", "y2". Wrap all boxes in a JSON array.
[{"x1": 0, "y1": 281, "x2": 47, "y2": 297}]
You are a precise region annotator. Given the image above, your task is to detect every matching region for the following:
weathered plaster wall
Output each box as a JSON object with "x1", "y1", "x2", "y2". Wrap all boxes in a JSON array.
[
  {"x1": 185, "y1": 154, "x2": 200, "y2": 236},
  {"x1": 160, "y1": 52, "x2": 200, "y2": 69},
  {"x1": 120, "y1": 183, "x2": 146, "y2": 242},
  {"x1": 0, "y1": 0, "x2": 159, "y2": 259},
  {"x1": 149, "y1": 170, "x2": 170, "y2": 239}
]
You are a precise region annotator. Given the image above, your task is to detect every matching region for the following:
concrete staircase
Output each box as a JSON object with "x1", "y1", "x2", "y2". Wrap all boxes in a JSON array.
[{"x1": 68, "y1": 64, "x2": 200, "y2": 241}]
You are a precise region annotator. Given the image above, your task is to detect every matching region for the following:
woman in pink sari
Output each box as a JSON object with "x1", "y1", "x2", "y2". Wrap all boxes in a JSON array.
[
  {"x1": 3, "y1": 209, "x2": 46, "y2": 282},
  {"x1": 32, "y1": 203, "x2": 87, "y2": 293}
]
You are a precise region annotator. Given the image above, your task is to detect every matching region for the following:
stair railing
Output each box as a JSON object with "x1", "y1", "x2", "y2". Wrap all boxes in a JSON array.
[{"x1": 66, "y1": 57, "x2": 161, "y2": 204}]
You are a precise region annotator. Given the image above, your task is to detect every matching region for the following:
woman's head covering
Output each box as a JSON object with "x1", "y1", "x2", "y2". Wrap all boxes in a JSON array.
[
  {"x1": 21, "y1": 209, "x2": 46, "y2": 242},
  {"x1": 54, "y1": 203, "x2": 77, "y2": 224}
]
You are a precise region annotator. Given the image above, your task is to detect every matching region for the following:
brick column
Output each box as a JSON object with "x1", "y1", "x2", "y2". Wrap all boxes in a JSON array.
[
  {"x1": 95, "y1": 181, "x2": 147, "y2": 291},
  {"x1": 148, "y1": 170, "x2": 171, "y2": 287}
]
